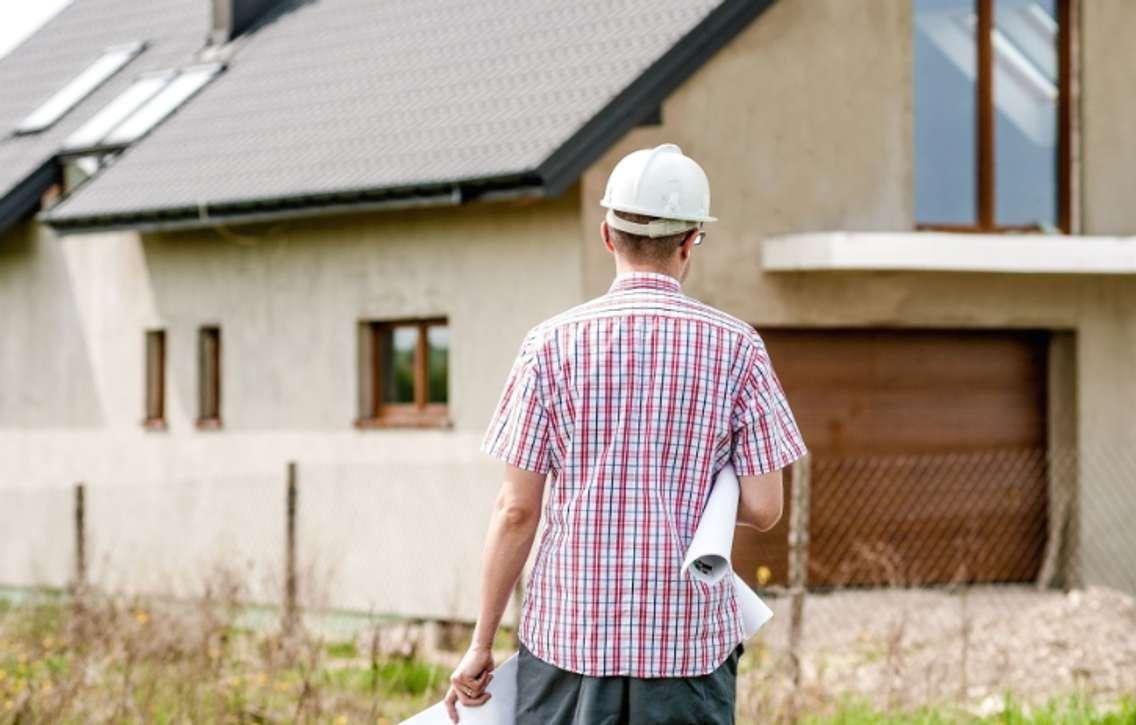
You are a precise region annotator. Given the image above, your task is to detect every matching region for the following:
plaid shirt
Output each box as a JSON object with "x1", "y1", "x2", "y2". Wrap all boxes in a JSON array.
[{"x1": 481, "y1": 271, "x2": 806, "y2": 677}]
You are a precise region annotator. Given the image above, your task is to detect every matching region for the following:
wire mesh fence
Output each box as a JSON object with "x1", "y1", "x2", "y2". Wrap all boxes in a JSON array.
[
  {"x1": 733, "y1": 447, "x2": 1136, "y2": 719},
  {"x1": 1, "y1": 446, "x2": 1134, "y2": 720}
]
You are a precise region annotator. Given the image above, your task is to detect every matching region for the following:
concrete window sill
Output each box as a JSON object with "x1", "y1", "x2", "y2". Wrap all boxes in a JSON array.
[{"x1": 762, "y1": 232, "x2": 1136, "y2": 274}]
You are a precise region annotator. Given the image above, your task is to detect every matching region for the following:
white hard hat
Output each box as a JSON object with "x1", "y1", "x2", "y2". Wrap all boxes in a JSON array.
[{"x1": 600, "y1": 144, "x2": 717, "y2": 238}]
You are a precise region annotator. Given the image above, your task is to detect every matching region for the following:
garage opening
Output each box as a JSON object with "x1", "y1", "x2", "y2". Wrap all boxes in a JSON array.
[{"x1": 732, "y1": 329, "x2": 1049, "y2": 588}]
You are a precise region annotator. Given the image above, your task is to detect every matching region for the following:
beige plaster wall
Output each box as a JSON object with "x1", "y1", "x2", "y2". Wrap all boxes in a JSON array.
[
  {"x1": 0, "y1": 191, "x2": 582, "y2": 618},
  {"x1": 1080, "y1": 0, "x2": 1136, "y2": 235}
]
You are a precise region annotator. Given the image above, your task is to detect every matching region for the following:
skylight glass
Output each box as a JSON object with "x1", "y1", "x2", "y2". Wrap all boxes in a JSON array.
[
  {"x1": 62, "y1": 70, "x2": 176, "y2": 151},
  {"x1": 102, "y1": 63, "x2": 223, "y2": 146},
  {"x1": 16, "y1": 41, "x2": 145, "y2": 134}
]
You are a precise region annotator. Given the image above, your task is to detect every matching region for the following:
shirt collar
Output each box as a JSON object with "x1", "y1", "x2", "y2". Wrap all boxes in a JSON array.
[{"x1": 607, "y1": 271, "x2": 683, "y2": 294}]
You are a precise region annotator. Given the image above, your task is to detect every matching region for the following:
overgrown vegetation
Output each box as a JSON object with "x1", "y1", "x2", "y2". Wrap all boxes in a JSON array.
[
  {"x1": 3, "y1": 581, "x2": 1134, "y2": 723},
  {"x1": 0, "y1": 579, "x2": 448, "y2": 724},
  {"x1": 806, "y1": 695, "x2": 1136, "y2": 725}
]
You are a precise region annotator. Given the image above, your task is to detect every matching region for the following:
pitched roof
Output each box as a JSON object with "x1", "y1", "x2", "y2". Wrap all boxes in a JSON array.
[
  {"x1": 30, "y1": 0, "x2": 774, "y2": 233},
  {"x1": 0, "y1": 0, "x2": 207, "y2": 234}
]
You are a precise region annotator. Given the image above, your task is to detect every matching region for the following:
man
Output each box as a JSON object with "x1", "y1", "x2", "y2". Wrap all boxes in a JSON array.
[{"x1": 445, "y1": 144, "x2": 806, "y2": 724}]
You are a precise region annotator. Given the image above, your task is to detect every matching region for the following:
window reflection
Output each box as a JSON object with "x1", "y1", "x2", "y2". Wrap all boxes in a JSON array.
[
  {"x1": 915, "y1": 0, "x2": 978, "y2": 225},
  {"x1": 994, "y1": 0, "x2": 1058, "y2": 227},
  {"x1": 427, "y1": 325, "x2": 449, "y2": 404},
  {"x1": 381, "y1": 325, "x2": 417, "y2": 404},
  {"x1": 914, "y1": 0, "x2": 1060, "y2": 229}
]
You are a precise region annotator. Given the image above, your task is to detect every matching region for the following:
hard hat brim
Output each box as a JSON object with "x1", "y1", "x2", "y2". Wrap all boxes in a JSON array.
[{"x1": 599, "y1": 200, "x2": 717, "y2": 224}]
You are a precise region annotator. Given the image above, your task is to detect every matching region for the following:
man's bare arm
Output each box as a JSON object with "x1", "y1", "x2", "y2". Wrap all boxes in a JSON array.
[
  {"x1": 471, "y1": 463, "x2": 545, "y2": 647},
  {"x1": 445, "y1": 463, "x2": 545, "y2": 722},
  {"x1": 737, "y1": 469, "x2": 783, "y2": 531}
]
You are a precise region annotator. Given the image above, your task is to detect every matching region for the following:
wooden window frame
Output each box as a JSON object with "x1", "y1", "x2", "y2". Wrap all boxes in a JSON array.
[
  {"x1": 356, "y1": 318, "x2": 450, "y2": 429},
  {"x1": 142, "y1": 329, "x2": 167, "y2": 430},
  {"x1": 197, "y1": 325, "x2": 222, "y2": 429},
  {"x1": 916, "y1": 0, "x2": 1075, "y2": 234}
]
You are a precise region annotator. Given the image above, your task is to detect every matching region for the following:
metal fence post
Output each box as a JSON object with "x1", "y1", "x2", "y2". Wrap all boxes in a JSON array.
[
  {"x1": 284, "y1": 461, "x2": 299, "y2": 635},
  {"x1": 73, "y1": 482, "x2": 87, "y2": 594},
  {"x1": 787, "y1": 454, "x2": 812, "y2": 702}
]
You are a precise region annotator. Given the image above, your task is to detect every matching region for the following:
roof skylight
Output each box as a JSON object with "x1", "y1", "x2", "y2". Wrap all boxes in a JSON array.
[
  {"x1": 102, "y1": 63, "x2": 223, "y2": 146},
  {"x1": 15, "y1": 41, "x2": 146, "y2": 134},
  {"x1": 61, "y1": 63, "x2": 224, "y2": 152},
  {"x1": 63, "y1": 70, "x2": 176, "y2": 151}
]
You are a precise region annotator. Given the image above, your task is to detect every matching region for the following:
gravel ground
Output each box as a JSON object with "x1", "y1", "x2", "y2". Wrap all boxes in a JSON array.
[{"x1": 740, "y1": 585, "x2": 1136, "y2": 712}]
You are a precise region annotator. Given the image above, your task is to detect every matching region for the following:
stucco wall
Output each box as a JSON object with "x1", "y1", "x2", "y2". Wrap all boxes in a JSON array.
[
  {"x1": 0, "y1": 220, "x2": 102, "y2": 428},
  {"x1": 579, "y1": 0, "x2": 1136, "y2": 593},
  {"x1": 0, "y1": 190, "x2": 582, "y2": 618},
  {"x1": 1080, "y1": 0, "x2": 1136, "y2": 235}
]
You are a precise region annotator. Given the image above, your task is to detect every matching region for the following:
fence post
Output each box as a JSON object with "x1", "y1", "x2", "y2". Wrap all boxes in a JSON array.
[
  {"x1": 72, "y1": 482, "x2": 87, "y2": 594},
  {"x1": 787, "y1": 454, "x2": 811, "y2": 704},
  {"x1": 284, "y1": 461, "x2": 299, "y2": 635}
]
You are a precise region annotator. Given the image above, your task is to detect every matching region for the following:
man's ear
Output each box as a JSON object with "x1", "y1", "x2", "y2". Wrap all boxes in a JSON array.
[
  {"x1": 678, "y1": 229, "x2": 698, "y2": 260},
  {"x1": 600, "y1": 221, "x2": 616, "y2": 254}
]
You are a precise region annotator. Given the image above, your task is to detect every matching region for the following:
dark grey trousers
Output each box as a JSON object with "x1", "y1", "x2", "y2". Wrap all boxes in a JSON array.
[{"x1": 514, "y1": 643, "x2": 743, "y2": 725}]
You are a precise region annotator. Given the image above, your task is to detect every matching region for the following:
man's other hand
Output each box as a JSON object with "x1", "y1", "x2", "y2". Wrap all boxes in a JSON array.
[{"x1": 444, "y1": 645, "x2": 495, "y2": 722}]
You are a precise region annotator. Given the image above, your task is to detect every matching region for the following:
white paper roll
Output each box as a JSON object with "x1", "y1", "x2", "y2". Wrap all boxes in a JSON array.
[
  {"x1": 683, "y1": 463, "x2": 774, "y2": 639},
  {"x1": 681, "y1": 464, "x2": 740, "y2": 584}
]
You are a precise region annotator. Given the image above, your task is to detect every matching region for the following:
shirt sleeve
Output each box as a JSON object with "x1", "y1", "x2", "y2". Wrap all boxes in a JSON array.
[
  {"x1": 729, "y1": 338, "x2": 807, "y2": 476},
  {"x1": 480, "y1": 328, "x2": 554, "y2": 474}
]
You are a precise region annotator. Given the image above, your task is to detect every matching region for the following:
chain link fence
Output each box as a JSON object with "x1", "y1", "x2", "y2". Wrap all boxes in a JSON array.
[
  {"x1": 734, "y1": 447, "x2": 1136, "y2": 719},
  {"x1": 1, "y1": 446, "x2": 1135, "y2": 720}
]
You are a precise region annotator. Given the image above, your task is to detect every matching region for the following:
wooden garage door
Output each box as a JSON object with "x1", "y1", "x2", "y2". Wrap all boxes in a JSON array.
[{"x1": 731, "y1": 329, "x2": 1049, "y2": 588}]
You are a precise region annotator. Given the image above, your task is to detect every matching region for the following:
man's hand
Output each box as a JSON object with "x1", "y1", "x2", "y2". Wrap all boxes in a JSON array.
[
  {"x1": 445, "y1": 464, "x2": 544, "y2": 721},
  {"x1": 444, "y1": 645, "x2": 495, "y2": 723}
]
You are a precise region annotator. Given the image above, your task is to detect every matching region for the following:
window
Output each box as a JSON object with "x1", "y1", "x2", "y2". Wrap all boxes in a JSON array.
[
  {"x1": 63, "y1": 70, "x2": 174, "y2": 150},
  {"x1": 63, "y1": 64, "x2": 222, "y2": 151},
  {"x1": 60, "y1": 154, "x2": 106, "y2": 195},
  {"x1": 143, "y1": 329, "x2": 166, "y2": 429},
  {"x1": 358, "y1": 319, "x2": 449, "y2": 427},
  {"x1": 914, "y1": 0, "x2": 1071, "y2": 232},
  {"x1": 16, "y1": 42, "x2": 145, "y2": 134},
  {"x1": 104, "y1": 64, "x2": 222, "y2": 145},
  {"x1": 198, "y1": 326, "x2": 222, "y2": 427}
]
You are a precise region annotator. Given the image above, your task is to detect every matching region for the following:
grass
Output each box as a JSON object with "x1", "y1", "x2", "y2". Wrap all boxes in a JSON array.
[
  {"x1": 0, "y1": 579, "x2": 450, "y2": 724},
  {"x1": 808, "y1": 695, "x2": 1136, "y2": 725},
  {"x1": 3, "y1": 583, "x2": 1133, "y2": 724}
]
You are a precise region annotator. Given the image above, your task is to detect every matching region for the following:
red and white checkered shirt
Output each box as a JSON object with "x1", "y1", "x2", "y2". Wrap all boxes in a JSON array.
[{"x1": 481, "y1": 271, "x2": 806, "y2": 678}]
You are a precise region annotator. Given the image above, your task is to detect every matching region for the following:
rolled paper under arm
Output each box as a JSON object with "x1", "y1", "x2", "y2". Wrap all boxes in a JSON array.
[{"x1": 683, "y1": 463, "x2": 774, "y2": 639}]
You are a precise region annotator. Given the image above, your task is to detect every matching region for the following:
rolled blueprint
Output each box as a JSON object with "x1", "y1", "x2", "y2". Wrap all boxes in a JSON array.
[
  {"x1": 682, "y1": 463, "x2": 741, "y2": 584},
  {"x1": 400, "y1": 654, "x2": 518, "y2": 725},
  {"x1": 683, "y1": 463, "x2": 774, "y2": 639},
  {"x1": 732, "y1": 571, "x2": 774, "y2": 638}
]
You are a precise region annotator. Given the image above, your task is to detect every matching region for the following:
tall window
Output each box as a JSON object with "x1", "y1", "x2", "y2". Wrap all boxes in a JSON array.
[
  {"x1": 358, "y1": 319, "x2": 449, "y2": 427},
  {"x1": 143, "y1": 329, "x2": 166, "y2": 428},
  {"x1": 198, "y1": 326, "x2": 222, "y2": 427},
  {"x1": 914, "y1": 0, "x2": 1071, "y2": 232}
]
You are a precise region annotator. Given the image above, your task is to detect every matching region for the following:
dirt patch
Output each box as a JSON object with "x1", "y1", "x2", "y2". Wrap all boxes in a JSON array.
[{"x1": 738, "y1": 585, "x2": 1136, "y2": 716}]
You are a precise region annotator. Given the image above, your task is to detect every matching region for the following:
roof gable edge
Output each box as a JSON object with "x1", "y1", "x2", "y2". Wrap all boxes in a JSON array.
[
  {"x1": 536, "y1": 0, "x2": 777, "y2": 197},
  {"x1": 0, "y1": 160, "x2": 58, "y2": 238}
]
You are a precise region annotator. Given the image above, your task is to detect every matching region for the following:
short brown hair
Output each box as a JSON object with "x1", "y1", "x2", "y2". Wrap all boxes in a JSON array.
[{"x1": 608, "y1": 210, "x2": 691, "y2": 263}]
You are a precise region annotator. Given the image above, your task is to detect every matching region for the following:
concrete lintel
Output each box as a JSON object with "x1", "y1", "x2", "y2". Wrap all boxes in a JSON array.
[{"x1": 762, "y1": 232, "x2": 1136, "y2": 274}]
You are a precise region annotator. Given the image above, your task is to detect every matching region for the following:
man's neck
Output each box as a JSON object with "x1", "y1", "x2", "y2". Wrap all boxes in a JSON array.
[{"x1": 613, "y1": 261, "x2": 681, "y2": 281}]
